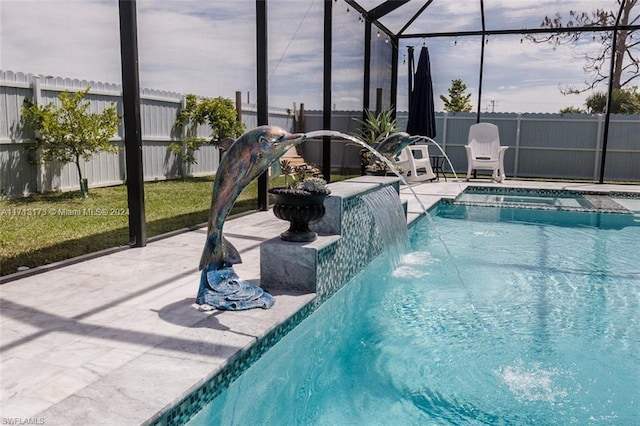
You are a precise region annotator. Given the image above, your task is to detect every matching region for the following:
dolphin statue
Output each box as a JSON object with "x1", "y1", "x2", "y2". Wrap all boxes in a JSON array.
[
  {"x1": 374, "y1": 132, "x2": 423, "y2": 158},
  {"x1": 199, "y1": 125, "x2": 305, "y2": 272}
]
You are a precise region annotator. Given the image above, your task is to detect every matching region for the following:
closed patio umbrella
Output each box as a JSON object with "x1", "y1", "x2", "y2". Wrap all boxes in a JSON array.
[{"x1": 406, "y1": 46, "x2": 436, "y2": 138}]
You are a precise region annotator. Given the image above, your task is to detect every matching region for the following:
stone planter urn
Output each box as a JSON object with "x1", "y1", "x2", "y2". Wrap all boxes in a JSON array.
[{"x1": 268, "y1": 187, "x2": 330, "y2": 242}]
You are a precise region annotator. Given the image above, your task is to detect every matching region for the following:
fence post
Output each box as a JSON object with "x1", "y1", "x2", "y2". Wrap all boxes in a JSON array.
[
  {"x1": 292, "y1": 102, "x2": 298, "y2": 132},
  {"x1": 593, "y1": 114, "x2": 604, "y2": 181},
  {"x1": 31, "y1": 75, "x2": 50, "y2": 194},
  {"x1": 441, "y1": 112, "x2": 448, "y2": 151},
  {"x1": 235, "y1": 91, "x2": 242, "y2": 123},
  {"x1": 299, "y1": 103, "x2": 306, "y2": 132},
  {"x1": 32, "y1": 74, "x2": 43, "y2": 105},
  {"x1": 178, "y1": 95, "x2": 187, "y2": 178},
  {"x1": 513, "y1": 113, "x2": 522, "y2": 178},
  {"x1": 375, "y1": 88, "x2": 383, "y2": 115}
]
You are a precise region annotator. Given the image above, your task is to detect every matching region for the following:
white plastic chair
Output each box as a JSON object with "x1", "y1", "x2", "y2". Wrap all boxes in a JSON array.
[
  {"x1": 465, "y1": 123, "x2": 508, "y2": 182},
  {"x1": 396, "y1": 146, "x2": 436, "y2": 182}
]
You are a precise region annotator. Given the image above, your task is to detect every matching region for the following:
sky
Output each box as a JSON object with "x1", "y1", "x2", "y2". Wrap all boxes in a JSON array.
[{"x1": 0, "y1": 0, "x2": 628, "y2": 113}]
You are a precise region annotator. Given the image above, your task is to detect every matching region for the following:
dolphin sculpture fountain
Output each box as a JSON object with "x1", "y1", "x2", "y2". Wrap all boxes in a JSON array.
[
  {"x1": 197, "y1": 126, "x2": 306, "y2": 310},
  {"x1": 374, "y1": 132, "x2": 423, "y2": 158}
]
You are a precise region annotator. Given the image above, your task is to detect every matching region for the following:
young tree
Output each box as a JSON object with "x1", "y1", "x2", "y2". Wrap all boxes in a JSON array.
[
  {"x1": 527, "y1": 0, "x2": 639, "y2": 94},
  {"x1": 22, "y1": 87, "x2": 121, "y2": 196},
  {"x1": 171, "y1": 94, "x2": 245, "y2": 165},
  {"x1": 440, "y1": 79, "x2": 473, "y2": 112}
]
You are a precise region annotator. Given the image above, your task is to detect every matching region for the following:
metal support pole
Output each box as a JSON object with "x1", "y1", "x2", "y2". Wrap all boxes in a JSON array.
[
  {"x1": 322, "y1": 0, "x2": 332, "y2": 182},
  {"x1": 363, "y1": 21, "x2": 372, "y2": 118},
  {"x1": 599, "y1": 0, "x2": 626, "y2": 184},
  {"x1": 476, "y1": 34, "x2": 485, "y2": 124},
  {"x1": 118, "y1": 0, "x2": 146, "y2": 247},
  {"x1": 476, "y1": 0, "x2": 486, "y2": 124},
  {"x1": 256, "y1": 0, "x2": 269, "y2": 210},
  {"x1": 407, "y1": 45, "x2": 414, "y2": 108},
  {"x1": 390, "y1": 38, "x2": 399, "y2": 118}
]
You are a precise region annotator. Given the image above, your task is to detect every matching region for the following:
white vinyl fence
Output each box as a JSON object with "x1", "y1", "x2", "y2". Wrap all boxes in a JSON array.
[
  {"x1": 0, "y1": 71, "x2": 294, "y2": 198},
  {"x1": 302, "y1": 110, "x2": 640, "y2": 182}
]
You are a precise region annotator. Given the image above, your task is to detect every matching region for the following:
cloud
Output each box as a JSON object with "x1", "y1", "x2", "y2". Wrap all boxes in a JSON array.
[
  {"x1": 135, "y1": 2, "x2": 258, "y2": 99},
  {"x1": 1, "y1": 0, "x2": 122, "y2": 82},
  {"x1": 483, "y1": 84, "x2": 589, "y2": 113}
]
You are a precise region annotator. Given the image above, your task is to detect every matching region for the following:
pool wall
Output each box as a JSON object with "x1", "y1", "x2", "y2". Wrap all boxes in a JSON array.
[{"x1": 149, "y1": 176, "x2": 407, "y2": 425}]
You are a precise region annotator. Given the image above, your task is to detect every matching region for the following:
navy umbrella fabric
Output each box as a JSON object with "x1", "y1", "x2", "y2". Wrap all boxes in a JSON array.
[{"x1": 406, "y1": 46, "x2": 436, "y2": 138}]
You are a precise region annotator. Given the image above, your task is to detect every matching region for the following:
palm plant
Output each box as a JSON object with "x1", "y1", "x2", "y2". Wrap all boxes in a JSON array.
[
  {"x1": 352, "y1": 109, "x2": 399, "y2": 174},
  {"x1": 353, "y1": 109, "x2": 399, "y2": 145}
]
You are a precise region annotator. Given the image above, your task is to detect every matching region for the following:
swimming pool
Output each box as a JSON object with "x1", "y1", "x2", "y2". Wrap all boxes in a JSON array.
[{"x1": 186, "y1": 203, "x2": 639, "y2": 425}]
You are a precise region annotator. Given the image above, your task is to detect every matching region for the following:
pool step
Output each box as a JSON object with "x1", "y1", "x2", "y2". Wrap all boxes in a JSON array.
[{"x1": 582, "y1": 194, "x2": 629, "y2": 212}]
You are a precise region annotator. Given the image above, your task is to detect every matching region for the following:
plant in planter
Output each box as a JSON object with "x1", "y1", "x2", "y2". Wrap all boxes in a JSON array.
[
  {"x1": 352, "y1": 108, "x2": 400, "y2": 174},
  {"x1": 268, "y1": 161, "x2": 331, "y2": 242}
]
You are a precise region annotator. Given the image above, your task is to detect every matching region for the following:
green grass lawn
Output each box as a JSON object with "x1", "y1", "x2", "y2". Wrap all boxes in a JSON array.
[{"x1": 1, "y1": 174, "x2": 356, "y2": 277}]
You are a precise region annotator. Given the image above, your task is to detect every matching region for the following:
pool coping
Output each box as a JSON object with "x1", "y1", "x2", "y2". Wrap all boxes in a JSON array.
[{"x1": 1, "y1": 179, "x2": 638, "y2": 425}]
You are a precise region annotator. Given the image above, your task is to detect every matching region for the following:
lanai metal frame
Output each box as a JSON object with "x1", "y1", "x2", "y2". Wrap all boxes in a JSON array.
[
  {"x1": 118, "y1": 0, "x2": 639, "y2": 247},
  {"x1": 346, "y1": 0, "x2": 638, "y2": 186}
]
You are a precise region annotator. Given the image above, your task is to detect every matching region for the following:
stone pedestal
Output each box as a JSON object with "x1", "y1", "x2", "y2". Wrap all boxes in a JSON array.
[
  {"x1": 260, "y1": 235, "x2": 340, "y2": 293},
  {"x1": 260, "y1": 176, "x2": 405, "y2": 298}
]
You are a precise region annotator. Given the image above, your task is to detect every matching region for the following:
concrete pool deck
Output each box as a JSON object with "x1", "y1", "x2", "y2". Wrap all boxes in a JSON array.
[{"x1": 1, "y1": 179, "x2": 639, "y2": 425}]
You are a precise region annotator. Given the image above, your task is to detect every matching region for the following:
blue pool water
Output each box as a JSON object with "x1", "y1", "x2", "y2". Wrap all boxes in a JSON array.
[{"x1": 187, "y1": 204, "x2": 640, "y2": 425}]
